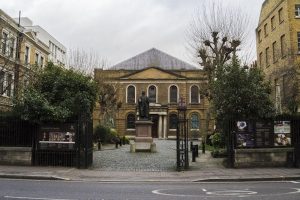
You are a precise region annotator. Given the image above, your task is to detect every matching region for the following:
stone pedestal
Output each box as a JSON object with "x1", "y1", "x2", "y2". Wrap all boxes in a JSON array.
[{"x1": 130, "y1": 120, "x2": 156, "y2": 152}]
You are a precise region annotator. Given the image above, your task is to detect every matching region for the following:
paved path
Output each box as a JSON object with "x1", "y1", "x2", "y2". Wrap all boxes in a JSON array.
[
  {"x1": 93, "y1": 140, "x2": 177, "y2": 171},
  {"x1": 0, "y1": 139, "x2": 300, "y2": 182}
]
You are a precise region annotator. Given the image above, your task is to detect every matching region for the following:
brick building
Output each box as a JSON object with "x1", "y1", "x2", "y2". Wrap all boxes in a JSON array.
[
  {"x1": 94, "y1": 48, "x2": 213, "y2": 139},
  {"x1": 0, "y1": 9, "x2": 49, "y2": 111},
  {"x1": 256, "y1": 0, "x2": 300, "y2": 113}
]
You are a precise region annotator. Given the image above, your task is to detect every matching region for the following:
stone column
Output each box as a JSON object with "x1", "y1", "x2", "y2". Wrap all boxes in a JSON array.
[
  {"x1": 158, "y1": 115, "x2": 163, "y2": 138},
  {"x1": 163, "y1": 115, "x2": 167, "y2": 139}
]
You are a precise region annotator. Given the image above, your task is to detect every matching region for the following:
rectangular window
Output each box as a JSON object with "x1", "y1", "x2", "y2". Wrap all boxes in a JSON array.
[
  {"x1": 264, "y1": 24, "x2": 268, "y2": 37},
  {"x1": 272, "y1": 41, "x2": 278, "y2": 63},
  {"x1": 280, "y1": 34, "x2": 286, "y2": 57},
  {"x1": 266, "y1": 47, "x2": 270, "y2": 67},
  {"x1": 0, "y1": 71, "x2": 4, "y2": 95},
  {"x1": 259, "y1": 52, "x2": 263, "y2": 67},
  {"x1": 271, "y1": 16, "x2": 276, "y2": 30},
  {"x1": 1, "y1": 32, "x2": 7, "y2": 54},
  {"x1": 25, "y1": 46, "x2": 29, "y2": 64},
  {"x1": 279, "y1": 8, "x2": 284, "y2": 23},
  {"x1": 296, "y1": 5, "x2": 300, "y2": 17},
  {"x1": 35, "y1": 53, "x2": 39, "y2": 64},
  {"x1": 6, "y1": 74, "x2": 12, "y2": 97},
  {"x1": 258, "y1": 30, "x2": 262, "y2": 42},
  {"x1": 9, "y1": 38, "x2": 14, "y2": 58},
  {"x1": 40, "y1": 56, "x2": 44, "y2": 67},
  {"x1": 298, "y1": 32, "x2": 300, "y2": 53}
]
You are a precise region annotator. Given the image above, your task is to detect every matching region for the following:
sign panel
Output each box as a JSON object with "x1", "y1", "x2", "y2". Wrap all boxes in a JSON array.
[
  {"x1": 236, "y1": 121, "x2": 255, "y2": 148},
  {"x1": 39, "y1": 124, "x2": 76, "y2": 150},
  {"x1": 274, "y1": 121, "x2": 291, "y2": 146}
]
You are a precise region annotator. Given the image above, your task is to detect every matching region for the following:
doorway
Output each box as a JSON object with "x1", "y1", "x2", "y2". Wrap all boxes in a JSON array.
[{"x1": 151, "y1": 114, "x2": 159, "y2": 138}]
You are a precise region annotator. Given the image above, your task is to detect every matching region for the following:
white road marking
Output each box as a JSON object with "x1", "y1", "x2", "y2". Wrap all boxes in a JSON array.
[
  {"x1": 202, "y1": 188, "x2": 207, "y2": 192},
  {"x1": 4, "y1": 196, "x2": 76, "y2": 200},
  {"x1": 290, "y1": 181, "x2": 300, "y2": 184},
  {"x1": 152, "y1": 189, "x2": 199, "y2": 197}
]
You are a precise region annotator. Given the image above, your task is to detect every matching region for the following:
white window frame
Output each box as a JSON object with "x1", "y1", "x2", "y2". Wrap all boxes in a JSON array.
[
  {"x1": 24, "y1": 44, "x2": 31, "y2": 65},
  {"x1": 168, "y1": 84, "x2": 179, "y2": 103},
  {"x1": 126, "y1": 84, "x2": 136, "y2": 104},
  {"x1": 147, "y1": 84, "x2": 158, "y2": 104},
  {"x1": 0, "y1": 70, "x2": 14, "y2": 97},
  {"x1": 296, "y1": 5, "x2": 300, "y2": 18},
  {"x1": 190, "y1": 85, "x2": 200, "y2": 104}
]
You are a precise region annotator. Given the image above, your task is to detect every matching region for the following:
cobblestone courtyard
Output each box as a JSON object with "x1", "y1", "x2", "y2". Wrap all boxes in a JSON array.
[{"x1": 93, "y1": 140, "x2": 177, "y2": 171}]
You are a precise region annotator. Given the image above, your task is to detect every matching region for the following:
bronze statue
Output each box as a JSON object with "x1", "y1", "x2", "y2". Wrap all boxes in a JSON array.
[{"x1": 138, "y1": 91, "x2": 150, "y2": 120}]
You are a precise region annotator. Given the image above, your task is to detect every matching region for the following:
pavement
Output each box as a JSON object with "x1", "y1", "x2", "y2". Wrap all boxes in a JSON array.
[{"x1": 0, "y1": 139, "x2": 300, "y2": 182}]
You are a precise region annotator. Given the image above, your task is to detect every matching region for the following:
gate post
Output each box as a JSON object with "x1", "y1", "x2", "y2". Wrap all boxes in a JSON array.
[{"x1": 176, "y1": 98, "x2": 188, "y2": 171}]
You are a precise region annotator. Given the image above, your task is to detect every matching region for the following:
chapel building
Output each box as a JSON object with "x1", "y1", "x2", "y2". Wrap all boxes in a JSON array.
[{"x1": 93, "y1": 48, "x2": 213, "y2": 139}]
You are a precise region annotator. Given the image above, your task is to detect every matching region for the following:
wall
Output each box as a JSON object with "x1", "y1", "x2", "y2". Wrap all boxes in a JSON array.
[
  {"x1": 0, "y1": 147, "x2": 32, "y2": 165},
  {"x1": 234, "y1": 148, "x2": 294, "y2": 167}
]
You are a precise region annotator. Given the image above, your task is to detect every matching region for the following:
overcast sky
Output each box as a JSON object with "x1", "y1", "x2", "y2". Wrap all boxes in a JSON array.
[{"x1": 0, "y1": 0, "x2": 264, "y2": 67}]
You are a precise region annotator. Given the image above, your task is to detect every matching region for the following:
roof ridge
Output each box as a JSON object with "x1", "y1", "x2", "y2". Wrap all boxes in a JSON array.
[{"x1": 110, "y1": 48, "x2": 198, "y2": 70}]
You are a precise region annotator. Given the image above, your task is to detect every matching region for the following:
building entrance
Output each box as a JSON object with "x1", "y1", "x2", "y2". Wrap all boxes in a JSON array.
[{"x1": 151, "y1": 114, "x2": 159, "y2": 138}]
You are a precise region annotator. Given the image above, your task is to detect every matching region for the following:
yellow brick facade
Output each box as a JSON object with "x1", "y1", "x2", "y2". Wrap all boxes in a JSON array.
[
  {"x1": 93, "y1": 67, "x2": 213, "y2": 139},
  {"x1": 257, "y1": 0, "x2": 300, "y2": 112}
]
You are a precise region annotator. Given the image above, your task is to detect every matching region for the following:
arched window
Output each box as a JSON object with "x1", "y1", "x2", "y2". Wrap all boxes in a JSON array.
[
  {"x1": 191, "y1": 113, "x2": 200, "y2": 129},
  {"x1": 169, "y1": 113, "x2": 178, "y2": 129},
  {"x1": 127, "y1": 113, "x2": 136, "y2": 129},
  {"x1": 127, "y1": 85, "x2": 135, "y2": 104},
  {"x1": 169, "y1": 85, "x2": 178, "y2": 103},
  {"x1": 191, "y1": 85, "x2": 200, "y2": 103},
  {"x1": 148, "y1": 85, "x2": 156, "y2": 103}
]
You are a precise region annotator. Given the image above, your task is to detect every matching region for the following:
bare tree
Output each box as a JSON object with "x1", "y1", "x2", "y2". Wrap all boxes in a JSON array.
[
  {"x1": 66, "y1": 48, "x2": 121, "y2": 127},
  {"x1": 67, "y1": 48, "x2": 109, "y2": 75},
  {"x1": 186, "y1": 0, "x2": 251, "y2": 143}
]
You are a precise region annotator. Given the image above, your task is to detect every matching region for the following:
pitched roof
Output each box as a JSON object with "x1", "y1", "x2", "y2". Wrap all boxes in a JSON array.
[{"x1": 110, "y1": 48, "x2": 198, "y2": 70}]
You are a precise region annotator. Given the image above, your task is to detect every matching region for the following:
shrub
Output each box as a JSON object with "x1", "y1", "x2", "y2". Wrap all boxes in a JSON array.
[
  {"x1": 94, "y1": 125, "x2": 110, "y2": 143},
  {"x1": 211, "y1": 149, "x2": 227, "y2": 158},
  {"x1": 211, "y1": 132, "x2": 225, "y2": 149}
]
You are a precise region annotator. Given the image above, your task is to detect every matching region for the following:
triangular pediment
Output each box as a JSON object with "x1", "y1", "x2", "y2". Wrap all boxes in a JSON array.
[{"x1": 120, "y1": 67, "x2": 186, "y2": 80}]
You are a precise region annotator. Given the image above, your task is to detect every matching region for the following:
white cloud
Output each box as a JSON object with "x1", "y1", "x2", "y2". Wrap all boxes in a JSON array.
[{"x1": 0, "y1": 0, "x2": 264, "y2": 67}]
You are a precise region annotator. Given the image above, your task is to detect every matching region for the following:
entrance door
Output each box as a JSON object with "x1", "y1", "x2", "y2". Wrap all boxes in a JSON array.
[{"x1": 151, "y1": 115, "x2": 159, "y2": 138}]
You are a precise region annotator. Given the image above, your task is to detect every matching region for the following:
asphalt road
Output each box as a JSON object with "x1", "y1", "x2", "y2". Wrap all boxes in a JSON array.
[{"x1": 0, "y1": 179, "x2": 300, "y2": 200}]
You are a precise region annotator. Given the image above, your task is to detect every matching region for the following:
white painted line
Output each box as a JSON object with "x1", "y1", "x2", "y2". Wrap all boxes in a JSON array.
[
  {"x1": 202, "y1": 188, "x2": 207, "y2": 192},
  {"x1": 4, "y1": 196, "x2": 76, "y2": 200},
  {"x1": 290, "y1": 181, "x2": 300, "y2": 184},
  {"x1": 152, "y1": 189, "x2": 199, "y2": 197}
]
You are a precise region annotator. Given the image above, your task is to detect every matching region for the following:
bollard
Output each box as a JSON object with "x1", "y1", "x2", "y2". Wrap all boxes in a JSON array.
[
  {"x1": 115, "y1": 142, "x2": 118, "y2": 149},
  {"x1": 202, "y1": 141, "x2": 205, "y2": 154},
  {"x1": 122, "y1": 136, "x2": 126, "y2": 145},
  {"x1": 195, "y1": 145, "x2": 199, "y2": 157},
  {"x1": 190, "y1": 141, "x2": 193, "y2": 151},
  {"x1": 192, "y1": 145, "x2": 196, "y2": 162},
  {"x1": 119, "y1": 138, "x2": 122, "y2": 147},
  {"x1": 98, "y1": 139, "x2": 102, "y2": 150}
]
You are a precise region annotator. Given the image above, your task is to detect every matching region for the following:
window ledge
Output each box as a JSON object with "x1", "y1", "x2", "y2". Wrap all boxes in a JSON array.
[
  {"x1": 169, "y1": 129, "x2": 177, "y2": 131},
  {"x1": 190, "y1": 129, "x2": 200, "y2": 131},
  {"x1": 126, "y1": 129, "x2": 136, "y2": 131}
]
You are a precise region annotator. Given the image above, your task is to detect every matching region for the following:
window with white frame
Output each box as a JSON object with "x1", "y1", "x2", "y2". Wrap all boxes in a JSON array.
[
  {"x1": 148, "y1": 85, "x2": 157, "y2": 103},
  {"x1": 0, "y1": 70, "x2": 14, "y2": 97},
  {"x1": 40, "y1": 56, "x2": 44, "y2": 67},
  {"x1": 127, "y1": 113, "x2": 136, "y2": 129},
  {"x1": 169, "y1": 85, "x2": 178, "y2": 103},
  {"x1": 169, "y1": 113, "x2": 178, "y2": 129},
  {"x1": 35, "y1": 53, "x2": 39, "y2": 65},
  {"x1": 190, "y1": 113, "x2": 200, "y2": 129},
  {"x1": 1, "y1": 32, "x2": 8, "y2": 54},
  {"x1": 127, "y1": 85, "x2": 136, "y2": 104},
  {"x1": 25, "y1": 46, "x2": 30, "y2": 64},
  {"x1": 296, "y1": 5, "x2": 300, "y2": 17},
  {"x1": 190, "y1": 85, "x2": 200, "y2": 103}
]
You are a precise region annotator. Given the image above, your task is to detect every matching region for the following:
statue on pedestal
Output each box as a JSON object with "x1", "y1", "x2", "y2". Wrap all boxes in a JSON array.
[{"x1": 138, "y1": 91, "x2": 149, "y2": 120}]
